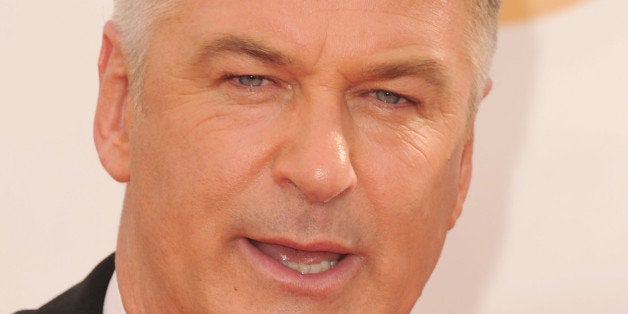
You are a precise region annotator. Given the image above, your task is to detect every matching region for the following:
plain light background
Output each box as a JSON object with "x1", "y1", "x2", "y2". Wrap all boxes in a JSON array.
[{"x1": 1, "y1": 1, "x2": 627, "y2": 313}]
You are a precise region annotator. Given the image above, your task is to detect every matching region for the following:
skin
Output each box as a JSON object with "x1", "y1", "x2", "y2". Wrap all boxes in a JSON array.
[{"x1": 95, "y1": 0, "x2": 492, "y2": 312}]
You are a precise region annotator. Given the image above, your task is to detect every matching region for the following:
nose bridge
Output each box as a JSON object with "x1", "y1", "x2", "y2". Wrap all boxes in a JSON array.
[{"x1": 273, "y1": 91, "x2": 357, "y2": 204}]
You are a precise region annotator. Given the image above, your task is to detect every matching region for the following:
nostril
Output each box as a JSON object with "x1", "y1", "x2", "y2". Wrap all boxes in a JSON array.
[{"x1": 275, "y1": 163, "x2": 356, "y2": 204}]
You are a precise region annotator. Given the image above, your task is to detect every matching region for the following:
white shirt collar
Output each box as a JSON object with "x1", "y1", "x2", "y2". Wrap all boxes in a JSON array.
[{"x1": 103, "y1": 270, "x2": 126, "y2": 314}]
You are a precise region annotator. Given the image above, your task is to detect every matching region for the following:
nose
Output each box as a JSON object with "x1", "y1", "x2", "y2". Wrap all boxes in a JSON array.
[{"x1": 272, "y1": 95, "x2": 357, "y2": 204}]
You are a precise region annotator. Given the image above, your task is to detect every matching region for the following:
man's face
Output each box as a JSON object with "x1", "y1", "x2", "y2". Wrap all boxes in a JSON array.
[{"x1": 109, "y1": 0, "x2": 478, "y2": 312}]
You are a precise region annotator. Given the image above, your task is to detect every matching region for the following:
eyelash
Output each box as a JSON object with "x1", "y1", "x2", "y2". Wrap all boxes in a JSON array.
[
  {"x1": 223, "y1": 74, "x2": 418, "y2": 106},
  {"x1": 223, "y1": 74, "x2": 273, "y2": 88},
  {"x1": 366, "y1": 89, "x2": 418, "y2": 108}
]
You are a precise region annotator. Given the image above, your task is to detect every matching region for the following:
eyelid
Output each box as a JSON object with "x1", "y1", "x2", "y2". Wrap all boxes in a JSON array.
[
  {"x1": 226, "y1": 74, "x2": 271, "y2": 85},
  {"x1": 369, "y1": 89, "x2": 418, "y2": 106}
]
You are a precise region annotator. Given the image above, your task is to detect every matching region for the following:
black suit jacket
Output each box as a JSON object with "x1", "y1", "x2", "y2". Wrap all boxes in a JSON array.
[{"x1": 16, "y1": 254, "x2": 116, "y2": 314}]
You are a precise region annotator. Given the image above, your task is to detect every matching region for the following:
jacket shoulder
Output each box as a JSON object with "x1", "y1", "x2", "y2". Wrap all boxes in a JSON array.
[{"x1": 14, "y1": 254, "x2": 115, "y2": 314}]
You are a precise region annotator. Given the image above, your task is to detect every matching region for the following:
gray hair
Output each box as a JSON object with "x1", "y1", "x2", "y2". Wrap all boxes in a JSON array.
[
  {"x1": 111, "y1": 0, "x2": 176, "y2": 105},
  {"x1": 467, "y1": 0, "x2": 502, "y2": 107}
]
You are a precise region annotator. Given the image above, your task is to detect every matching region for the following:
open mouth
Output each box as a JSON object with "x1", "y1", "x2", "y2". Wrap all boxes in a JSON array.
[
  {"x1": 249, "y1": 239, "x2": 347, "y2": 275},
  {"x1": 239, "y1": 237, "x2": 362, "y2": 294}
]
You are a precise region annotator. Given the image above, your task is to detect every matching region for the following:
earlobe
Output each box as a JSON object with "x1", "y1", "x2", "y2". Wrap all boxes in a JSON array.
[
  {"x1": 94, "y1": 21, "x2": 132, "y2": 182},
  {"x1": 449, "y1": 132, "x2": 474, "y2": 229},
  {"x1": 483, "y1": 78, "x2": 493, "y2": 99}
]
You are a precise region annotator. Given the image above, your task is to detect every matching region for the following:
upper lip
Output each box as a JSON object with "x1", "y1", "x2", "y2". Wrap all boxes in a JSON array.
[{"x1": 246, "y1": 236, "x2": 355, "y2": 255}]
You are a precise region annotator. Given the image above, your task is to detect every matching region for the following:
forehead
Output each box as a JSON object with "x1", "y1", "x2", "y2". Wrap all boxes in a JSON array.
[{"x1": 160, "y1": 0, "x2": 470, "y2": 60}]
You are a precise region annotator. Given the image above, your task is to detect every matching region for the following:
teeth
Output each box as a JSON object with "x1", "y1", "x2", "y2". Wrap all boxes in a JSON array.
[{"x1": 281, "y1": 259, "x2": 338, "y2": 275}]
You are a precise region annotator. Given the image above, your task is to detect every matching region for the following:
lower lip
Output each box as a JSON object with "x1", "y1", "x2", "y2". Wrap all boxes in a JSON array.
[{"x1": 237, "y1": 238, "x2": 362, "y2": 296}]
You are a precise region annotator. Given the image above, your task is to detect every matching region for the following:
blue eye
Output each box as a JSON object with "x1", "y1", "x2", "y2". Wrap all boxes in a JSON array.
[
  {"x1": 237, "y1": 75, "x2": 266, "y2": 87},
  {"x1": 374, "y1": 90, "x2": 402, "y2": 104}
]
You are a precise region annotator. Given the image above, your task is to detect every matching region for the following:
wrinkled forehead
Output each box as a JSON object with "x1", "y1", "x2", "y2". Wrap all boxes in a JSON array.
[
  {"x1": 157, "y1": 0, "x2": 471, "y2": 62},
  {"x1": 188, "y1": 0, "x2": 463, "y2": 22},
  {"x1": 161, "y1": 0, "x2": 469, "y2": 34},
  {"x1": 167, "y1": 0, "x2": 459, "y2": 13}
]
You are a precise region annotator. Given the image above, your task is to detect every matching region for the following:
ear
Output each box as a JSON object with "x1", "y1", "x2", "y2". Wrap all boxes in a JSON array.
[
  {"x1": 449, "y1": 130, "x2": 474, "y2": 230},
  {"x1": 449, "y1": 79, "x2": 491, "y2": 229},
  {"x1": 94, "y1": 21, "x2": 132, "y2": 182}
]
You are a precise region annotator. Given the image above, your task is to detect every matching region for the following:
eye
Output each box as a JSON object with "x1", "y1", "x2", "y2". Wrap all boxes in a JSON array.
[
  {"x1": 374, "y1": 90, "x2": 402, "y2": 104},
  {"x1": 236, "y1": 75, "x2": 267, "y2": 87}
]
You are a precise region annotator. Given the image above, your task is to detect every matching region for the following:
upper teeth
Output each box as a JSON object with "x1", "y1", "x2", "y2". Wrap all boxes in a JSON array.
[{"x1": 279, "y1": 255, "x2": 338, "y2": 275}]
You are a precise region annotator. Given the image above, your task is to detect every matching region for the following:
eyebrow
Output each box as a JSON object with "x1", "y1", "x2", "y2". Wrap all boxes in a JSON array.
[
  {"x1": 194, "y1": 35, "x2": 291, "y2": 66},
  {"x1": 194, "y1": 35, "x2": 449, "y2": 89},
  {"x1": 361, "y1": 59, "x2": 450, "y2": 88}
]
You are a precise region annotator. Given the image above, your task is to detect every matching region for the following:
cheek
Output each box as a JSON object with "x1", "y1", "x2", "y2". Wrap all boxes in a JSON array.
[
  {"x1": 356, "y1": 119, "x2": 462, "y2": 212},
  {"x1": 353, "y1": 122, "x2": 462, "y2": 288},
  {"x1": 125, "y1": 103, "x2": 281, "y2": 255},
  {"x1": 130, "y1": 90, "x2": 282, "y2": 196},
  {"x1": 124, "y1": 103, "x2": 285, "y2": 297},
  {"x1": 357, "y1": 137, "x2": 459, "y2": 240}
]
